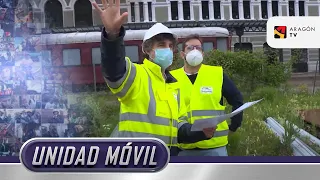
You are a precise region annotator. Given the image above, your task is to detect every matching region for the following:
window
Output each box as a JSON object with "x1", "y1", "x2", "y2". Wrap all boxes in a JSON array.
[
  {"x1": 289, "y1": 1, "x2": 295, "y2": 16},
  {"x1": 231, "y1": 1, "x2": 239, "y2": 19},
  {"x1": 261, "y1": 1, "x2": 268, "y2": 19},
  {"x1": 44, "y1": 0, "x2": 63, "y2": 28},
  {"x1": 148, "y1": 2, "x2": 152, "y2": 21},
  {"x1": 27, "y1": 3, "x2": 33, "y2": 17},
  {"x1": 279, "y1": 49, "x2": 283, "y2": 62},
  {"x1": 299, "y1": 1, "x2": 305, "y2": 16},
  {"x1": 74, "y1": 0, "x2": 93, "y2": 27},
  {"x1": 272, "y1": 1, "x2": 278, "y2": 16},
  {"x1": 291, "y1": 49, "x2": 308, "y2": 62},
  {"x1": 203, "y1": 42, "x2": 214, "y2": 52},
  {"x1": 213, "y1": 1, "x2": 221, "y2": 19},
  {"x1": 125, "y1": 46, "x2": 139, "y2": 63},
  {"x1": 41, "y1": 50, "x2": 52, "y2": 66},
  {"x1": 234, "y1": 43, "x2": 253, "y2": 52},
  {"x1": 15, "y1": 2, "x2": 33, "y2": 23},
  {"x1": 202, "y1": 1, "x2": 209, "y2": 20},
  {"x1": 130, "y1": 2, "x2": 135, "y2": 22},
  {"x1": 216, "y1": 38, "x2": 228, "y2": 52},
  {"x1": 63, "y1": 49, "x2": 81, "y2": 66},
  {"x1": 243, "y1": 1, "x2": 251, "y2": 19},
  {"x1": 263, "y1": 43, "x2": 270, "y2": 53},
  {"x1": 139, "y1": 2, "x2": 144, "y2": 22},
  {"x1": 171, "y1": 1, "x2": 178, "y2": 20},
  {"x1": 263, "y1": 43, "x2": 280, "y2": 64},
  {"x1": 182, "y1": 1, "x2": 190, "y2": 20},
  {"x1": 92, "y1": 48, "x2": 101, "y2": 65}
]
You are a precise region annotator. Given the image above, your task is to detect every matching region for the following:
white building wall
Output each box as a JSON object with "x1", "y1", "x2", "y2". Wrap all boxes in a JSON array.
[{"x1": 35, "y1": 0, "x2": 320, "y2": 71}]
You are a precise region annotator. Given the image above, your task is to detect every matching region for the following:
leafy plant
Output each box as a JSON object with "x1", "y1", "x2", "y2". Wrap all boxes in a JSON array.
[
  {"x1": 75, "y1": 50, "x2": 320, "y2": 156},
  {"x1": 202, "y1": 50, "x2": 292, "y2": 93},
  {"x1": 78, "y1": 93, "x2": 120, "y2": 137}
]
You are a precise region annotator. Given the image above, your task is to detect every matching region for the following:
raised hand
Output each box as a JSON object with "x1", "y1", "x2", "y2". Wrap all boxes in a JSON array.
[{"x1": 91, "y1": 0, "x2": 128, "y2": 34}]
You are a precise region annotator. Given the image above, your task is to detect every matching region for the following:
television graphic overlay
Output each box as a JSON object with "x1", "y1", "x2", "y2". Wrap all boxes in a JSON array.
[
  {"x1": 0, "y1": 0, "x2": 15, "y2": 23},
  {"x1": 274, "y1": 26, "x2": 287, "y2": 39},
  {"x1": 19, "y1": 138, "x2": 170, "y2": 173},
  {"x1": 0, "y1": 8, "x2": 7, "y2": 20}
]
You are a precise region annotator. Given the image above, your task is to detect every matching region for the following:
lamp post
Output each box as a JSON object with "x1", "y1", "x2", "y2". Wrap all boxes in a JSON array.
[
  {"x1": 235, "y1": 26, "x2": 244, "y2": 51},
  {"x1": 319, "y1": 49, "x2": 320, "y2": 75}
]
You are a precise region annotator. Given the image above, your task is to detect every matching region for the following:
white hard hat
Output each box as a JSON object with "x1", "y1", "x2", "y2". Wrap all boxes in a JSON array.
[{"x1": 143, "y1": 23, "x2": 177, "y2": 42}]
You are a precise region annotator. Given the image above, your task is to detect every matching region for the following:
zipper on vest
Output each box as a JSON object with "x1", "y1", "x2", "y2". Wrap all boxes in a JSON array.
[{"x1": 165, "y1": 82, "x2": 174, "y2": 148}]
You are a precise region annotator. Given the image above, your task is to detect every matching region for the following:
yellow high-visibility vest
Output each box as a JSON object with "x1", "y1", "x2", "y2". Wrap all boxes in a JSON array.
[
  {"x1": 106, "y1": 57, "x2": 188, "y2": 147},
  {"x1": 170, "y1": 64, "x2": 229, "y2": 149}
]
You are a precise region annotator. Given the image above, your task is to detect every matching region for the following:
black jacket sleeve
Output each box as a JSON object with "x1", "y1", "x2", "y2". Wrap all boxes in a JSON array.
[
  {"x1": 222, "y1": 73, "x2": 244, "y2": 132},
  {"x1": 178, "y1": 124, "x2": 210, "y2": 143},
  {"x1": 100, "y1": 26, "x2": 127, "y2": 82}
]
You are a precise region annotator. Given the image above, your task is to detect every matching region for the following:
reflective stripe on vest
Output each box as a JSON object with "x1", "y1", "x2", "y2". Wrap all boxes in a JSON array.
[
  {"x1": 111, "y1": 126, "x2": 180, "y2": 144},
  {"x1": 188, "y1": 110, "x2": 225, "y2": 117},
  {"x1": 117, "y1": 131, "x2": 178, "y2": 146},
  {"x1": 118, "y1": 75, "x2": 178, "y2": 145},
  {"x1": 105, "y1": 59, "x2": 137, "y2": 98},
  {"x1": 188, "y1": 110, "x2": 226, "y2": 132},
  {"x1": 120, "y1": 113, "x2": 179, "y2": 127},
  {"x1": 110, "y1": 62, "x2": 181, "y2": 146},
  {"x1": 171, "y1": 65, "x2": 229, "y2": 149},
  {"x1": 189, "y1": 110, "x2": 229, "y2": 138}
]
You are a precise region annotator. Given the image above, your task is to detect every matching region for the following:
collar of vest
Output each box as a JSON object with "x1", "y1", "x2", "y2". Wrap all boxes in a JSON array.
[
  {"x1": 183, "y1": 64, "x2": 203, "y2": 75},
  {"x1": 142, "y1": 59, "x2": 177, "y2": 83}
]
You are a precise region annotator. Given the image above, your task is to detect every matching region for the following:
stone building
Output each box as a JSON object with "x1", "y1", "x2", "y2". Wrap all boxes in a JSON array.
[{"x1": 27, "y1": 0, "x2": 320, "y2": 72}]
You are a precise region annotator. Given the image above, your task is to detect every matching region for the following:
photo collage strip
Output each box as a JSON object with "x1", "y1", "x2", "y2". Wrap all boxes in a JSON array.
[{"x1": 0, "y1": 1, "x2": 90, "y2": 156}]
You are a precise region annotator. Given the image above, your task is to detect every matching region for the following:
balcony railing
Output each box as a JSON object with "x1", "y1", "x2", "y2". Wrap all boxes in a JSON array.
[{"x1": 38, "y1": 20, "x2": 267, "y2": 34}]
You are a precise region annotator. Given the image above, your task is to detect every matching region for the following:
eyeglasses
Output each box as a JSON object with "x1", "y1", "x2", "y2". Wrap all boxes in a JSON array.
[{"x1": 186, "y1": 45, "x2": 203, "y2": 51}]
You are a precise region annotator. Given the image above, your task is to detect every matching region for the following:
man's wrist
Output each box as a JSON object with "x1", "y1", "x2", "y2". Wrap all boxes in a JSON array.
[{"x1": 105, "y1": 29, "x2": 120, "y2": 40}]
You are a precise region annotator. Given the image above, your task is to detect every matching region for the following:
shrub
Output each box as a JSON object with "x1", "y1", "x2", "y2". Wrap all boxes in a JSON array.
[
  {"x1": 169, "y1": 53, "x2": 184, "y2": 70},
  {"x1": 204, "y1": 50, "x2": 292, "y2": 93},
  {"x1": 80, "y1": 92, "x2": 120, "y2": 137},
  {"x1": 77, "y1": 86, "x2": 320, "y2": 155},
  {"x1": 250, "y1": 86, "x2": 280, "y2": 102},
  {"x1": 76, "y1": 50, "x2": 320, "y2": 155},
  {"x1": 171, "y1": 50, "x2": 292, "y2": 93},
  {"x1": 225, "y1": 86, "x2": 302, "y2": 156},
  {"x1": 227, "y1": 116, "x2": 294, "y2": 156}
]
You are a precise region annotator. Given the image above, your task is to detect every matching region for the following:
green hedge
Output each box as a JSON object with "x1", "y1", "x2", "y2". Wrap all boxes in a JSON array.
[
  {"x1": 79, "y1": 93, "x2": 120, "y2": 137},
  {"x1": 171, "y1": 50, "x2": 293, "y2": 93},
  {"x1": 77, "y1": 50, "x2": 307, "y2": 156}
]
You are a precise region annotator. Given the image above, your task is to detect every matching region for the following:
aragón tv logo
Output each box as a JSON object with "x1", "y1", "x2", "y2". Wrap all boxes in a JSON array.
[
  {"x1": 274, "y1": 26, "x2": 316, "y2": 39},
  {"x1": 274, "y1": 26, "x2": 287, "y2": 39}
]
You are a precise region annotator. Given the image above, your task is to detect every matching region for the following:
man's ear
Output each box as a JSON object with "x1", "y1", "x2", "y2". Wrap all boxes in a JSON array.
[{"x1": 142, "y1": 46, "x2": 145, "y2": 54}]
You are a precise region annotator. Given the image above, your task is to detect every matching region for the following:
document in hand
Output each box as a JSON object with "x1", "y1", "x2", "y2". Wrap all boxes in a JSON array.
[{"x1": 191, "y1": 99, "x2": 263, "y2": 131}]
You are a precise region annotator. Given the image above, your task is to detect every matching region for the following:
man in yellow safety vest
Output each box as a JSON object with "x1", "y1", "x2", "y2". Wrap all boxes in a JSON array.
[
  {"x1": 170, "y1": 34, "x2": 244, "y2": 156},
  {"x1": 92, "y1": 0, "x2": 216, "y2": 156}
]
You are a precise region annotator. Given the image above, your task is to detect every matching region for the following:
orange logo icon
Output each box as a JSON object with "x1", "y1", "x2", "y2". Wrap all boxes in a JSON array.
[{"x1": 274, "y1": 26, "x2": 287, "y2": 39}]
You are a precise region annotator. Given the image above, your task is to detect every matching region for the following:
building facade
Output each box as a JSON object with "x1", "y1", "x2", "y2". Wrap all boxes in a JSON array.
[{"x1": 28, "y1": 0, "x2": 320, "y2": 72}]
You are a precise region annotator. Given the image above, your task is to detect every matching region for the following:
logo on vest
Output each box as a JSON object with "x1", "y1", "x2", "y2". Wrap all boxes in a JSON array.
[
  {"x1": 173, "y1": 93, "x2": 178, "y2": 101},
  {"x1": 200, "y1": 86, "x2": 213, "y2": 94}
]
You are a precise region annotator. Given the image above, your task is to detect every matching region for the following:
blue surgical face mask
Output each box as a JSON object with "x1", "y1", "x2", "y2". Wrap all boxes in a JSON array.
[{"x1": 153, "y1": 48, "x2": 173, "y2": 70}]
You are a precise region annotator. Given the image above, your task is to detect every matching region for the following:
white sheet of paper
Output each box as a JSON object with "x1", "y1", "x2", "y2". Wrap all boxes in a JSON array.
[{"x1": 191, "y1": 99, "x2": 263, "y2": 131}]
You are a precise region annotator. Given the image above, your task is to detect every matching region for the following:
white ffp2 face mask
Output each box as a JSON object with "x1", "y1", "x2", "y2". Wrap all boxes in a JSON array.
[{"x1": 185, "y1": 49, "x2": 204, "y2": 67}]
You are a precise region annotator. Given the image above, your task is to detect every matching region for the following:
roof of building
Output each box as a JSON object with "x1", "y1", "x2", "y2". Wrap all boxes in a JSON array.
[
  {"x1": 41, "y1": 26, "x2": 230, "y2": 45},
  {"x1": 39, "y1": 20, "x2": 268, "y2": 35}
]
